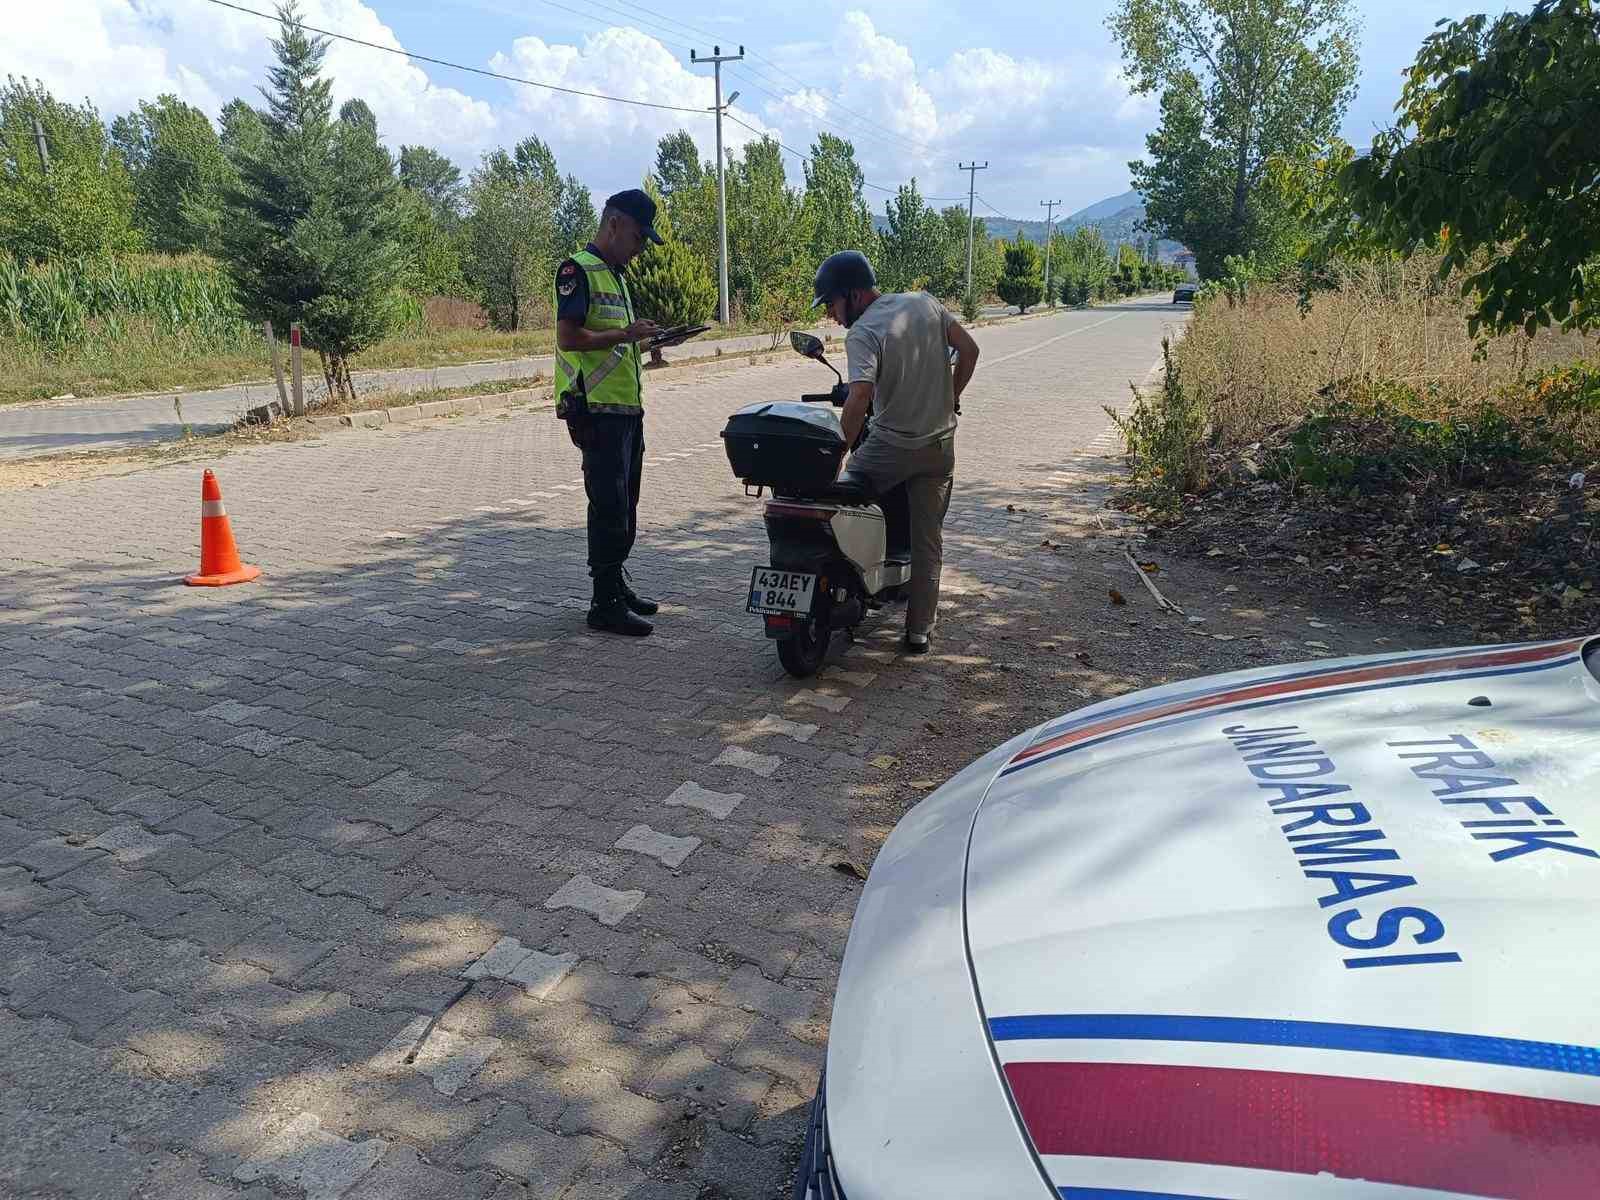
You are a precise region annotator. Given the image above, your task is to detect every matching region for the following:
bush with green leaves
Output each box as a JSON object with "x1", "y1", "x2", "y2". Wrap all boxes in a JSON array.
[
  {"x1": 996, "y1": 235, "x2": 1044, "y2": 312},
  {"x1": 1265, "y1": 384, "x2": 1557, "y2": 491},
  {"x1": 1109, "y1": 338, "x2": 1210, "y2": 509},
  {"x1": 629, "y1": 186, "x2": 715, "y2": 356},
  {"x1": 1059, "y1": 273, "x2": 1092, "y2": 306},
  {"x1": 1337, "y1": 0, "x2": 1600, "y2": 335}
]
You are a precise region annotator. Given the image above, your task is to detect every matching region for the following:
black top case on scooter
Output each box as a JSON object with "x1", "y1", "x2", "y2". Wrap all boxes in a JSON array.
[{"x1": 721, "y1": 401, "x2": 847, "y2": 495}]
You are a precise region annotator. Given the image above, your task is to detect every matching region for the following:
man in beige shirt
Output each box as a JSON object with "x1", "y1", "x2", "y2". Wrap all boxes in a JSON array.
[{"x1": 812, "y1": 250, "x2": 980, "y2": 654}]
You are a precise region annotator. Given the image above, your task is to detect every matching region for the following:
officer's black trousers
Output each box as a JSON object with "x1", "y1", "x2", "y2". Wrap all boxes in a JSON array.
[{"x1": 581, "y1": 413, "x2": 644, "y2": 576}]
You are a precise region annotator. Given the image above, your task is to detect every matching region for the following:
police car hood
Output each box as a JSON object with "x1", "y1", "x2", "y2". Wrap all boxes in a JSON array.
[{"x1": 966, "y1": 637, "x2": 1600, "y2": 1200}]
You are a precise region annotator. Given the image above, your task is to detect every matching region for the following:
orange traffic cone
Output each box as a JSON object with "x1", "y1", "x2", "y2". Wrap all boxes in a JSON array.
[{"x1": 184, "y1": 469, "x2": 262, "y2": 587}]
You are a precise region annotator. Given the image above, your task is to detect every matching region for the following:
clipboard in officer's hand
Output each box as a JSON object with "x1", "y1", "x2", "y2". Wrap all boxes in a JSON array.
[{"x1": 646, "y1": 323, "x2": 711, "y2": 351}]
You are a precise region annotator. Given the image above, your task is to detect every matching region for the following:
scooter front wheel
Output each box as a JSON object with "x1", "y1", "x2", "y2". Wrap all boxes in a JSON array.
[{"x1": 777, "y1": 618, "x2": 828, "y2": 678}]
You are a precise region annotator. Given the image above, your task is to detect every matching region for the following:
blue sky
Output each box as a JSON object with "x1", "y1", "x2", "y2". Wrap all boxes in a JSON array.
[{"x1": 15, "y1": 0, "x2": 1502, "y2": 217}]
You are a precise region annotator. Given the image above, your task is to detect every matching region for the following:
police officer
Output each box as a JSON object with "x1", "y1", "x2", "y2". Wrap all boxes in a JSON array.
[{"x1": 554, "y1": 189, "x2": 675, "y2": 637}]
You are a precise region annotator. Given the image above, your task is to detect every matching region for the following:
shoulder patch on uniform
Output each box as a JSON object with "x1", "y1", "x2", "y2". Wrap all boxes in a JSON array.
[
  {"x1": 558, "y1": 279, "x2": 577, "y2": 296},
  {"x1": 559, "y1": 261, "x2": 578, "y2": 276}
]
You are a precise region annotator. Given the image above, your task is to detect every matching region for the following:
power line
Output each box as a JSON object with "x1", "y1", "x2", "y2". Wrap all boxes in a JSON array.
[
  {"x1": 721, "y1": 112, "x2": 963, "y2": 202},
  {"x1": 533, "y1": 0, "x2": 695, "y2": 56},
  {"x1": 526, "y1": 0, "x2": 926, "y2": 162},
  {"x1": 596, "y1": 0, "x2": 940, "y2": 157},
  {"x1": 201, "y1": 0, "x2": 978, "y2": 213},
  {"x1": 200, "y1": 0, "x2": 709, "y2": 114},
  {"x1": 539, "y1": 0, "x2": 938, "y2": 161},
  {"x1": 976, "y1": 193, "x2": 1022, "y2": 224},
  {"x1": 738, "y1": 48, "x2": 938, "y2": 156},
  {"x1": 723, "y1": 66, "x2": 938, "y2": 163}
]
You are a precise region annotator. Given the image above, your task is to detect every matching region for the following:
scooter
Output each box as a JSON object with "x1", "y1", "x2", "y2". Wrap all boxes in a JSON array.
[{"x1": 720, "y1": 332, "x2": 912, "y2": 678}]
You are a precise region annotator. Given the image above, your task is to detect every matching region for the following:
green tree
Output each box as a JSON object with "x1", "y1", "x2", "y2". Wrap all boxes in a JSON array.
[
  {"x1": 1116, "y1": 242, "x2": 1146, "y2": 294},
  {"x1": 801, "y1": 132, "x2": 876, "y2": 262},
  {"x1": 725, "y1": 137, "x2": 812, "y2": 314},
  {"x1": 928, "y1": 205, "x2": 987, "y2": 301},
  {"x1": 629, "y1": 180, "x2": 715, "y2": 360},
  {"x1": 973, "y1": 227, "x2": 1004, "y2": 301},
  {"x1": 996, "y1": 234, "x2": 1044, "y2": 312},
  {"x1": 111, "y1": 95, "x2": 234, "y2": 255},
  {"x1": 555, "y1": 177, "x2": 596, "y2": 259},
  {"x1": 337, "y1": 98, "x2": 376, "y2": 135},
  {"x1": 219, "y1": 99, "x2": 268, "y2": 163},
  {"x1": 0, "y1": 76, "x2": 140, "y2": 262},
  {"x1": 1109, "y1": 0, "x2": 1360, "y2": 277},
  {"x1": 486, "y1": 135, "x2": 593, "y2": 257},
  {"x1": 654, "y1": 129, "x2": 705, "y2": 198},
  {"x1": 220, "y1": 2, "x2": 405, "y2": 401},
  {"x1": 1058, "y1": 226, "x2": 1114, "y2": 304},
  {"x1": 1338, "y1": 0, "x2": 1600, "y2": 333},
  {"x1": 462, "y1": 155, "x2": 555, "y2": 331},
  {"x1": 878, "y1": 180, "x2": 941, "y2": 293},
  {"x1": 393, "y1": 186, "x2": 465, "y2": 298},
  {"x1": 398, "y1": 144, "x2": 463, "y2": 226}
]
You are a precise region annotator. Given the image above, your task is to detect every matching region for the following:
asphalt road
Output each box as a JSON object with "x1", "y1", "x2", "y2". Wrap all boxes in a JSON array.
[{"x1": 0, "y1": 300, "x2": 1181, "y2": 463}]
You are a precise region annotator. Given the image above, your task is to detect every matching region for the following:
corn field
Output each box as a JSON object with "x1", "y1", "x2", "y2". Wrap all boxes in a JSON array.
[{"x1": 0, "y1": 253, "x2": 257, "y2": 352}]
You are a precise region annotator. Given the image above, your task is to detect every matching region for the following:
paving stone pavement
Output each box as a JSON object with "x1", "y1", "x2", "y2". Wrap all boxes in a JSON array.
[{"x1": 0, "y1": 302, "x2": 1184, "y2": 1198}]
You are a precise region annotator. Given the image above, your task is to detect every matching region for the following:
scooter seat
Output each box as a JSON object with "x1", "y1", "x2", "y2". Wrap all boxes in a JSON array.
[{"x1": 780, "y1": 478, "x2": 878, "y2": 505}]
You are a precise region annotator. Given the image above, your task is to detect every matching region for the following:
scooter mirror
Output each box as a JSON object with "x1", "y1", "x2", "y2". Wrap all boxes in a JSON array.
[{"x1": 789, "y1": 331, "x2": 825, "y2": 359}]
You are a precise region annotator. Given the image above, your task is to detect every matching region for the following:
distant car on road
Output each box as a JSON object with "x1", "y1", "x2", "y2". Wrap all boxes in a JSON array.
[
  {"x1": 794, "y1": 635, "x2": 1600, "y2": 1200},
  {"x1": 1173, "y1": 281, "x2": 1198, "y2": 303}
]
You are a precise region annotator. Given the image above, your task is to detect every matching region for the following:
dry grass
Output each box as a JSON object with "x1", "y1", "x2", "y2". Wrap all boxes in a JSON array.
[
  {"x1": 0, "y1": 317, "x2": 789, "y2": 407},
  {"x1": 1176, "y1": 255, "x2": 1600, "y2": 448}
]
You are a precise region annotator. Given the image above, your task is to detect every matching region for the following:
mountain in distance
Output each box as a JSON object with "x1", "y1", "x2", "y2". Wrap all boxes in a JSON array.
[
  {"x1": 1065, "y1": 189, "x2": 1141, "y2": 224},
  {"x1": 870, "y1": 188, "x2": 1183, "y2": 260}
]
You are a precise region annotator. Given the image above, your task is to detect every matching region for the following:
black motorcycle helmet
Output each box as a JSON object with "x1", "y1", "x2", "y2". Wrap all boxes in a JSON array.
[{"x1": 811, "y1": 250, "x2": 877, "y2": 309}]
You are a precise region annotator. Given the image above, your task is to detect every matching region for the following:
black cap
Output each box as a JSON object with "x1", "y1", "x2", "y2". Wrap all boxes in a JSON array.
[{"x1": 605, "y1": 188, "x2": 664, "y2": 245}]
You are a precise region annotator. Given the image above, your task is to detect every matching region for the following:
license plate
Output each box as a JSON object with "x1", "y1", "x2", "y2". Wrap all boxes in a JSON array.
[{"x1": 748, "y1": 567, "x2": 816, "y2": 615}]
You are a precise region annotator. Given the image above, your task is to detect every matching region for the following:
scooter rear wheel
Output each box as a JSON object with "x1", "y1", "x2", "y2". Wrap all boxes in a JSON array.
[{"x1": 777, "y1": 619, "x2": 828, "y2": 678}]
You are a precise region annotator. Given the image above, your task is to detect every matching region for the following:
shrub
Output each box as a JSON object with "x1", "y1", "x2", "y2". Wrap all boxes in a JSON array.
[
  {"x1": 1109, "y1": 338, "x2": 1209, "y2": 509},
  {"x1": 996, "y1": 235, "x2": 1044, "y2": 313},
  {"x1": 1265, "y1": 385, "x2": 1555, "y2": 492}
]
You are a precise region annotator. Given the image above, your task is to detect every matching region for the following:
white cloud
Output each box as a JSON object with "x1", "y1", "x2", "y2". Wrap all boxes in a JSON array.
[
  {"x1": 752, "y1": 12, "x2": 1154, "y2": 210},
  {"x1": 5, "y1": 2, "x2": 1154, "y2": 215},
  {"x1": 488, "y1": 25, "x2": 775, "y2": 199},
  {"x1": 3, "y1": 0, "x2": 495, "y2": 159}
]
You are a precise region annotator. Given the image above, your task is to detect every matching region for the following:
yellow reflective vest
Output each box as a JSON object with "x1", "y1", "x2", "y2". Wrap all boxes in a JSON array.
[{"x1": 554, "y1": 248, "x2": 642, "y2": 415}]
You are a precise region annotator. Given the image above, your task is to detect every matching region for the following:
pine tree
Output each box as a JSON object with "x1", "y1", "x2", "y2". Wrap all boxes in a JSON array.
[
  {"x1": 996, "y1": 233, "x2": 1044, "y2": 313},
  {"x1": 628, "y1": 182, "x2": 715, "y2": 364},
  {"x1": 219, "y1": 1, "x2": 403, "y2": 403}
]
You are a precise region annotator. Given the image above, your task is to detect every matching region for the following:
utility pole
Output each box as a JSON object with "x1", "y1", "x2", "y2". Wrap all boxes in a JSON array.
[
  {"x1": 691, "y1": 45, "x2": 744, "y2": 325},
  {"x1": 30, "y1": 114, "x2": 50, "y2": 173},
  {"x1": 958, "y1": 161, "x2": 987, "y2": 304},
  {"x1": 1039, "y1": 199, "x2": 1061, "y2": 306}
]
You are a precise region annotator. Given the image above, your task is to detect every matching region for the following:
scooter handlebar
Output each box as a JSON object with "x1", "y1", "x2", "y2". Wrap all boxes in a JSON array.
[{"x1": 801, "y1": 382, "x2": 849, "y2": 406}]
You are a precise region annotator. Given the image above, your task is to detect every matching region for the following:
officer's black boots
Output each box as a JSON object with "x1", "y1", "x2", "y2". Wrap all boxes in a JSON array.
[
  {"x1": 588, "y1": 567, "x2": 653, "y2": 637},
  {"x1": 619, "y1": 569, "x2": 659, "y2": 617}
]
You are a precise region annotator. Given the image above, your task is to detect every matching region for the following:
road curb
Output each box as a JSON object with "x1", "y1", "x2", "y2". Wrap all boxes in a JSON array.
[
  {"x1": 274, "y1": 304, "x2": 1156, "y2": 440},
  {"x1": 304, "y1": 388, "x2": 540, "y2": 431}
]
